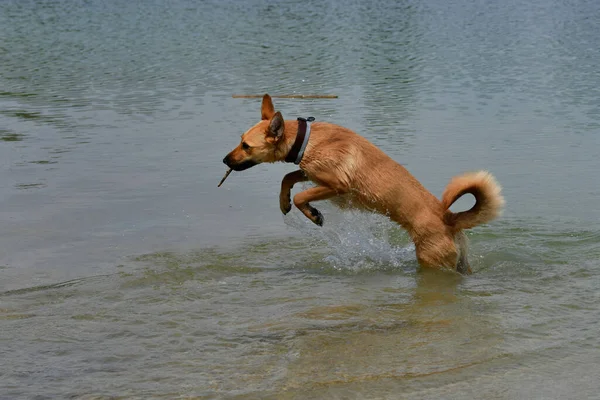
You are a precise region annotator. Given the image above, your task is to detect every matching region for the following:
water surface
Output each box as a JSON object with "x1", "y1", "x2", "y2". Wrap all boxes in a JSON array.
[{"x1": 1, "y1": 0, "x2": 600, "y2": 398}]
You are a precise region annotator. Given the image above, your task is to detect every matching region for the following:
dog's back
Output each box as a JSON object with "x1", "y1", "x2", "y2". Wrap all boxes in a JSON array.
[{"x1": 300, "y1": 122, "x2": 444, "y2": 229}]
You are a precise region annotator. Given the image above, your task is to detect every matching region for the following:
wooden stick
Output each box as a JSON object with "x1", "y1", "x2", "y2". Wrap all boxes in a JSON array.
[
  {"x1": 218, "y1": 168, "x2": 233, "y2": 187},
  {"x1": 232, "y1": 94, "x2": 338, "y2": 99}
]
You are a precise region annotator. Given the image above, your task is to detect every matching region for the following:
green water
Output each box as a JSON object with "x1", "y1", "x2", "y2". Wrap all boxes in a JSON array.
[{"x1": 1, "y1": 0, "x2": 600, "y2": 398}]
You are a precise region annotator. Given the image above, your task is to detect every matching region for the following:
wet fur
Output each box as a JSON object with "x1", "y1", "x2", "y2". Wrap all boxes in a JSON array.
[{"x1": 223, "y1": 95, "x2": 505, "y2": 274}]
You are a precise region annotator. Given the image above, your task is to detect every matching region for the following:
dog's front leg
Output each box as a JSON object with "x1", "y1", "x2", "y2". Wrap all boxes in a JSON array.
[
  {"x1": 280, "y1": 170, "x2": 308, "y2": 215},
  {"x1": 293, "y1": 186, "x2": 337, "y2": 226}
]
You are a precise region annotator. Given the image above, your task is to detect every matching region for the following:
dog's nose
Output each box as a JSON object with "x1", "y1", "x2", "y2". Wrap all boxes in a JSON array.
[{"x1": 222, "y1": 156, "x2": 228, "y2": 165}]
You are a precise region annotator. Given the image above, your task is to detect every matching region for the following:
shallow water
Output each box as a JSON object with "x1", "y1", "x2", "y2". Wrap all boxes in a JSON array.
[{"x1": 1, "y1": 0, "x2": 600, "y2": 398}]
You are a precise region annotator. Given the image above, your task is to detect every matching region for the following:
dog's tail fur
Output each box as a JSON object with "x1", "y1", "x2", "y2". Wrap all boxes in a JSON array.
[{"x1": 441, "y1": 171, "x2": 505, "y2": 231}]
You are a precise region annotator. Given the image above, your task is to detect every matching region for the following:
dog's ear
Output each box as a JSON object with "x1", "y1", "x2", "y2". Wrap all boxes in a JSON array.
[
  {"x1": 267, "y1": 112, "x2": 284, "y2": 141},
  {"x1": 261, "y1": 94, "x2": 275, "y2": 120}
]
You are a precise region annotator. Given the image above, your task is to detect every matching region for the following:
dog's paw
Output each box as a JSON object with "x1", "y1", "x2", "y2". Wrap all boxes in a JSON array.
[
  {"x1": 280, "y1": 195, "x2": 292, "y2": 215},
  {"x1": 309, "y1": 206, "x2": 324, "y2": 227}
]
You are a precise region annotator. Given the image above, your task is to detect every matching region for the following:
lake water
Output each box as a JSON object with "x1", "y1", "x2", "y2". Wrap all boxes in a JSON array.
[{"x1": 2, "y1": 0, "x2": 600, "y2": 398}]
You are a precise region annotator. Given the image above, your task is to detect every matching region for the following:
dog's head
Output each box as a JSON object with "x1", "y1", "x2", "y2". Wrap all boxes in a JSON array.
[{"x1": 222, "y1": 94, "x2": 285, "y2": 171}]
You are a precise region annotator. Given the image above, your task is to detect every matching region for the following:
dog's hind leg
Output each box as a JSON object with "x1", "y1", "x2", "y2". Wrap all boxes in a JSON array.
[
  {"x1": 455, "y1": 231, "x2": 472, "y2": 275},
  {"x1": 293, "y1": 186, "x2": 338, "y2": 226},
  {"x1": 280, "y1": 170, "x2": 308, "y2": 215},
  {"x1": 415, "y1": 235, "x2": 458, "y2": 271}
]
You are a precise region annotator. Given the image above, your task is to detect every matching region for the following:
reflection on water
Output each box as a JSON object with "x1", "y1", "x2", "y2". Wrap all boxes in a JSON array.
[
  {"x1": 0, "y1": 129, "x2": 24, "y2": 142},
  {"x1": 1, "y1": 0, "x2": 600, "y2": 398}
]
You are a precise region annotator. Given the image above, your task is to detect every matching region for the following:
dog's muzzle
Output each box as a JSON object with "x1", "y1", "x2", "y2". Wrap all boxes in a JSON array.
[{"x1": 223, "y1": 155, "x2": 258, "y2": 171}]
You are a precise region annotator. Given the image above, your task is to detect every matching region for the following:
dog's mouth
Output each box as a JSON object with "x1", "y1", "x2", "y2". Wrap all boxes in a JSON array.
[{"x1": 222, "y1": 157, "x2": 258, "y2": 171}]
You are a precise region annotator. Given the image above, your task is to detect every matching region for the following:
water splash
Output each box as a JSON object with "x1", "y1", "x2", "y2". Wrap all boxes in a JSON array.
[{"x1": 283, "y1": 200, "x2": 415, "y2": 272}]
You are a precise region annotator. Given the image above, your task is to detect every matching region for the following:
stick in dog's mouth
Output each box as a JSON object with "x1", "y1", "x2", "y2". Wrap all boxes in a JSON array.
[{"x1": 218, "y1": 168, "x2": 233, "y2": 187}]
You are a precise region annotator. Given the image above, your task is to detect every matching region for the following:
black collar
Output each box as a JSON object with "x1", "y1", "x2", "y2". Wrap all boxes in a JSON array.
[{"x1": 285, "y1": 117, "x2": 314, "y2": 164}]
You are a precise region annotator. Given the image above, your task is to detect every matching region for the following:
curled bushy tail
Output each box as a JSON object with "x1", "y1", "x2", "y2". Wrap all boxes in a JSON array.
[{"x1": 442, "y1": 171, "x2": 505, "y2": 231}]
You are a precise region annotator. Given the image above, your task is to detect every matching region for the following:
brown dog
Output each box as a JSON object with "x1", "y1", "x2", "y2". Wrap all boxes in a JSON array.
[{"x1": 223, "y1": 94, "x2": 504, "y2": 274}]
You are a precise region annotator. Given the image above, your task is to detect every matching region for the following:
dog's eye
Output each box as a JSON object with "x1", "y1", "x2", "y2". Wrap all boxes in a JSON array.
[{"x1": 241, "y1": 142, "x2": 250, "y2": 151}]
